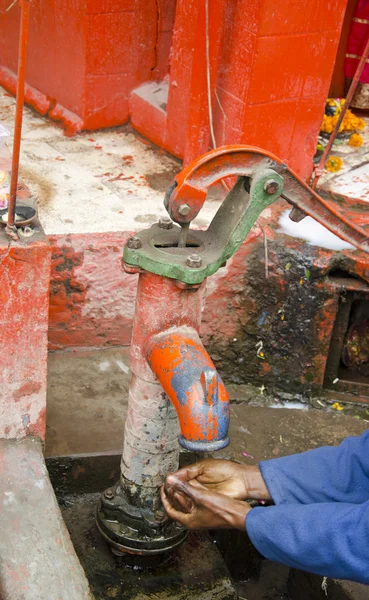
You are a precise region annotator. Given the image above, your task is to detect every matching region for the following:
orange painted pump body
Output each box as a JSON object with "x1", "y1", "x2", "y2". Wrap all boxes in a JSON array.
[{"x1": 123, "y1": 270, "x2": 230, "y2": 458}]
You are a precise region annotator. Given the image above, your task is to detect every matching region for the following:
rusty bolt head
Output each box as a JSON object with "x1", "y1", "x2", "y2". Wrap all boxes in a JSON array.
[
  {"x1": 158, "y1": 216, "x2": 173, "y2": 229},
  {"x1": 104, "y1": 488, "x2": 114, "y2": 500},
  {"x1": 264, "y1": 179, "x2": 279, "y2": 195},
  {"x1": 178, "y1": 203, "x2": 191, "y2": 217},
  {"x1": 186, "y1": 253, "x2": 202, "y2": 268},
  {"x1": 127, "y1": 236, "x2": 142, "y2": 249}
]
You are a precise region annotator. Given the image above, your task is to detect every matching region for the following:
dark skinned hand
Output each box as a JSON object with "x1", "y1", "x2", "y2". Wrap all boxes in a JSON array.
[
  {"x1": 161, "y1": 473, "x2": 251, "y2": 531},
  {"x1": 165, "y1": 458, "x2": 271, "y2": 501}
]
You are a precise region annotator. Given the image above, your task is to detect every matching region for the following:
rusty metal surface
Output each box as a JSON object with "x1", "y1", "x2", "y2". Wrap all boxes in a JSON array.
[
  {"x1": 166, "y1": 145, "x2": 369, "y2": 253},
  {"x1": 325, "y1": 284, "x2": 369, "y2": 396}
]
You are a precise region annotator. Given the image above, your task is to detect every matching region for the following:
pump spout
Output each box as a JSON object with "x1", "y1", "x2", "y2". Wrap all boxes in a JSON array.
[{"x1": 147, "y1": 329, "x2": 230, "y2": 452}]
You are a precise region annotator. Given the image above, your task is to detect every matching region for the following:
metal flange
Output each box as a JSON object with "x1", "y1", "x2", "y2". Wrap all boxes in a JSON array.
[
  {"x1": 124, "y1": 168, "x2": 284, "y2": 285},
  {"x1": 96, "y1": 484, "x2": 188, "y2": 556}
]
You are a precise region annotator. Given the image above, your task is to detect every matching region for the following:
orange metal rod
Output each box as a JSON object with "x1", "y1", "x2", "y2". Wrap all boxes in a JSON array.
[
  {"x1": 312, "y1": 31, "x2": 369, "y2": 191},
  {"x1": 8, "y1": 0, "x2": 31, "y2": 228}
]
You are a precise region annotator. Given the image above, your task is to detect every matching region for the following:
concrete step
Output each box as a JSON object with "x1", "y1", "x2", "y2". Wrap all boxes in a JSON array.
[
  {"x1": 0, "y1": 438, "x2": 92, "y2": 599},
  {"x1": 129, "y1": 81, "x2": 169, "y2": 153}
]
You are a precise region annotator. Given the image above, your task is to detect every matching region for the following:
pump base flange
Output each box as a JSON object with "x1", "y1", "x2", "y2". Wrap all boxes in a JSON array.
[{"x1": 96, "y1": 486, "x2": 188, "y2": 556}]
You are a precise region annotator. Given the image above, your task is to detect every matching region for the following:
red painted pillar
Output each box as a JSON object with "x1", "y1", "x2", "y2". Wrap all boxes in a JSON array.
[
  {"x1": 0, "y1": 227, "x2": 50, "y2": 440},
  {"x1": 167, "y1": 0, "x2": 348, "y2": 179}
]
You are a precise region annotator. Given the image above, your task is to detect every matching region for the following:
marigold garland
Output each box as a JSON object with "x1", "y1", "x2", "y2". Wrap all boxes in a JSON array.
[
  {"x1": 321, "y1": 98, "x2": 366, "y2": 135},
  {"x1": 321, "y1": 111, "x2": 365, "y2": 134}
]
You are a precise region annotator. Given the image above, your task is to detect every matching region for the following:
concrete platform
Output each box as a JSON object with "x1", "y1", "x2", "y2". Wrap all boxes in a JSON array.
[{"x1": 0, "y1": 86, "x2": 223, "y2": 236}]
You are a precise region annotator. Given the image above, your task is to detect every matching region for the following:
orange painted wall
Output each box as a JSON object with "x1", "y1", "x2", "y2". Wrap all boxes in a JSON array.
[
  {"x1": 165, "y1": 0, "x2": 349, "y2": 179},
  {"x1": 0, "y1": 0, "x2": 85, "y2": 117}
]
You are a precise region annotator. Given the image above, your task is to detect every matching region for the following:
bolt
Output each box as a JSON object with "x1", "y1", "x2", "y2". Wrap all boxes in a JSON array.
[
  {"x1": 104, "y1": 488, "x2": 114, "y2": 500},
  {"x1": 158, "y1": 216, "x2": 173, "y2": 229},
  {"x1": 264, "y1": 179, "x2": 279, "y2": 195},
  {"x1": 155, "y1": 510, "x2": 165, "y2": 522},
  {"x1": 186, "y1": 253, "x2": 202, "y2": 268},
  {"x1": 127, "y1": 236, "x2": 142, "y2": 249},
  {"x1": 178, "y1": 203, "x2": 191, "y2": 217}
]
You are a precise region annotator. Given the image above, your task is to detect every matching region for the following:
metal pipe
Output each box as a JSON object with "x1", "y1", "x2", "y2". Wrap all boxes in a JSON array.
[
  {"x1": 312, "y1": 31, "x2": 369, "y2": 191},
  {"x1": 8, "y1": 0, "x2": 31, "y2": 228},
  {"x1": 147, "y1": 330, "x2": 230, "y2": 452}
]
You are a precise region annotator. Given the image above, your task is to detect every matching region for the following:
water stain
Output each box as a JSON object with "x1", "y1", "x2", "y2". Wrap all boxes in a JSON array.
[
  {"x1": 145, "y1": 168, "x2": 179, "y2": 193},
  {"x1": 20, "y1": 165, "x2": 54, "y2": 207},
  {"x1": 134, "y1": 214, "x2": 158, "y2": 224}
]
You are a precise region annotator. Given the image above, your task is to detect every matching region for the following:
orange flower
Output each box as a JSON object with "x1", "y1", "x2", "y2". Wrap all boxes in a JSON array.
[
  {"x1": 326, "y1": 156, "x2": 343, "y2": 173},
  {"x1": 348, "y1": 133, "x2": 364, "y2": 147},
  {"x1": 320, "y1": 104, "x2": 366, "y2": 134}
]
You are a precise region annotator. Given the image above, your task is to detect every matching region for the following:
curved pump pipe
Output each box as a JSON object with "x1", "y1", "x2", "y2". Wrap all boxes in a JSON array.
[{"x1": 147, "y1": 330, "x2": 229, "y2": 452}]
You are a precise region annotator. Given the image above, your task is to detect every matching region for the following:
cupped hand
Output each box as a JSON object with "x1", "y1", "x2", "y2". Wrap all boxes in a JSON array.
[
  {"x1": 166, "y1": 458, "x2": 271, "y2": 501},
  {"x1": 161, "y1": 473, "x2": 251, "y2": 531}
]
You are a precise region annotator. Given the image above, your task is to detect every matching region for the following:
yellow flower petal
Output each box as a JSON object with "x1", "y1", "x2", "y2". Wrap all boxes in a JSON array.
[
  {"x1": 326, "y1": 156, "x2": 343, "y2": 173},
  {"x1": 332, "y1": 402, "x2": 344, "y2": 411}
]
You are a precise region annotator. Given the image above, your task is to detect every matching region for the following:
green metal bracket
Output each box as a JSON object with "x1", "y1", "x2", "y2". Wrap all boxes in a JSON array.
[{"x1": 123, "y1": 168, "x2": 284, "y2": 285}]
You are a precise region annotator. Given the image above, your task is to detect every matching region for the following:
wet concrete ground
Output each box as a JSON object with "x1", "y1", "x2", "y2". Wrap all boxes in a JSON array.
[{"x1": 46, "y1": 346, "x2": 368, "y2": 460}]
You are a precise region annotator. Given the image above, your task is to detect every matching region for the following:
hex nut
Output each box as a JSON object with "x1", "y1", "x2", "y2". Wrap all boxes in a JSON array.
[
  {"x1": 178, "y1": 203, "x2": 191, "y2": 217},
  {"x1": 127, "y1": 236, "x2": 142, "y2": 249},
  {"x1": 158, "y1": 217, "x2": 173, "y2": 229},
  {"x1": 186, "y1": 253, "x2": 202, "y2": 268},
  {"x1": 104, "y1": 488, "x2": 114, "y2": 500},
  {"x1": 264, "y1": 179, "x2": 279, "y2": 195}
]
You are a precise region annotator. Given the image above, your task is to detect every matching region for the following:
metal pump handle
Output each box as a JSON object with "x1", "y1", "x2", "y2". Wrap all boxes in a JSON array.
[
  {"x1": 124, "y1": 145, "x2": 369, "y2": 285},
  {"x1": 166, "y1": 145, "x2": 369, "y2": 253}
]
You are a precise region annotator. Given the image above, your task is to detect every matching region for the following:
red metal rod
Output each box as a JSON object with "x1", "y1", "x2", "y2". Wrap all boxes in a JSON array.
[
  {"x1": 312, "y1": 31, "x2": 369, "y2": 191},
  {"x1": 8, "y1": 0, "x2": 31, "y2": 228}
]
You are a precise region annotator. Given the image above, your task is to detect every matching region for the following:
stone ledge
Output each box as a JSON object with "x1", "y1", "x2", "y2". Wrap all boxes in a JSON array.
[{"x1": 0, "y1": 438, "x2": 92, "y2": 599}]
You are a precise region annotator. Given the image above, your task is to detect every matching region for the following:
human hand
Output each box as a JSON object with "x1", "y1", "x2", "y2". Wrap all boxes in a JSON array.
[
  {"x1": 161, "y1": 473, "x2": 251, "y2": 531},
  {"x1": 166, "y1": 459, "x2": 271, "y2": 501}
]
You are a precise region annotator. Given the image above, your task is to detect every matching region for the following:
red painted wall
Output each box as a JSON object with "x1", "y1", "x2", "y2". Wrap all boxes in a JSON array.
[
  {"x1": 84, "y1": 0, "x2": 158, "y2": 129},
  {"x1": 0, "y1": 0, "x2": 85, "y2": 116},
  {"x1": 164, "y1": 0, "x2": 349, "y2": 179},
  {"x1": 0, "y1": 0, "x2": 158, "y2": 131}
]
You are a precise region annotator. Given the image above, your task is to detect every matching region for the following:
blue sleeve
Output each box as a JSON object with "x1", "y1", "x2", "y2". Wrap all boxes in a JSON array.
[
  {"x1": 259, "y1": 430, "x2": 369, "y2": 505},
  {"x1": 246, "y1": 500, "x2": 369, "y2": 584}
]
